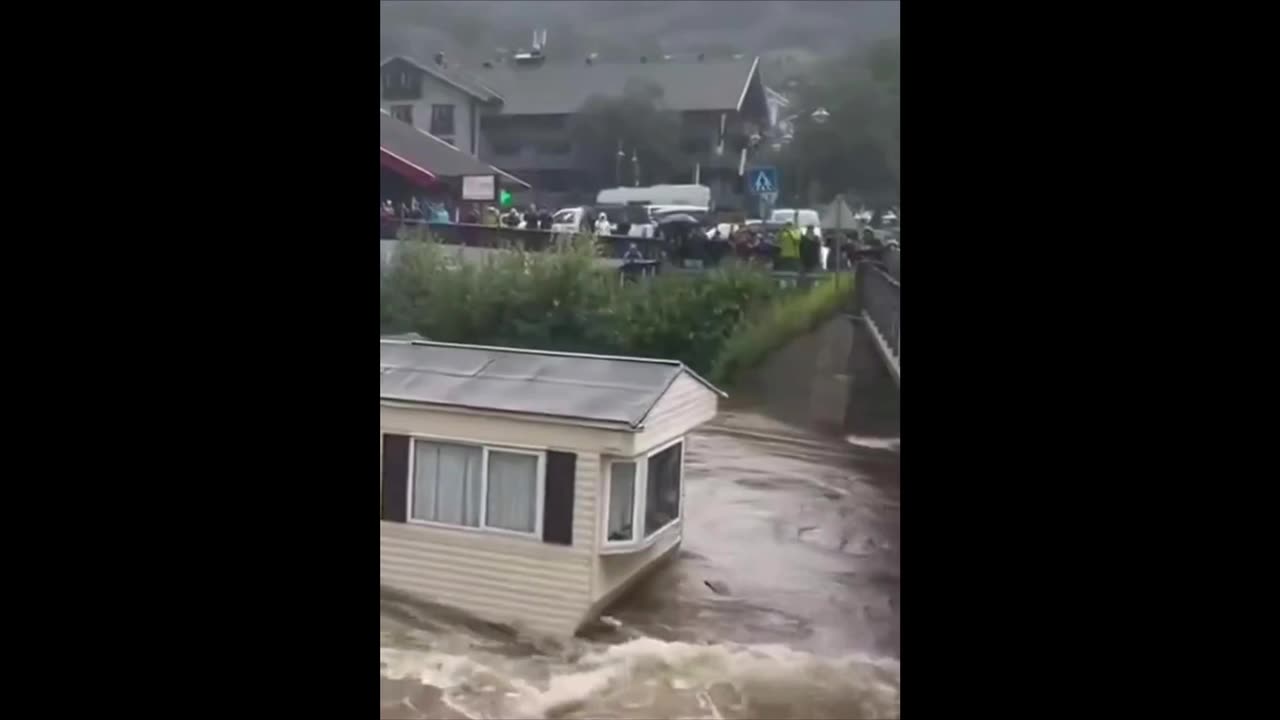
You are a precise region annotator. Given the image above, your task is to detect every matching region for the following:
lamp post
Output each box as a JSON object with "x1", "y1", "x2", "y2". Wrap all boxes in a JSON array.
[{"x1": 615, "y1": 141, "x2": 625, "y2": 187}]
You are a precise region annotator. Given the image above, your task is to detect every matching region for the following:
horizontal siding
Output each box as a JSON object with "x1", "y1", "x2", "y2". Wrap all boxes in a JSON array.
[
  {"x1": 573, "y1": 451, "x2": 600, "y2": 555},
  {"x1": 592, "y1": 524, "x2": 682, "y2": 608},
  {"x1": 634, "y1": 373, "x2": 719, "y2": 454},
  {"x1": 381, "y1": 405, "x2": 631, "y2": 455},
  {"x1": 379, "y1": 428, "x2": 601, "y2": 636},
  {"x1": 381, "y1": 522, "x2": 591, "y2": 636}
]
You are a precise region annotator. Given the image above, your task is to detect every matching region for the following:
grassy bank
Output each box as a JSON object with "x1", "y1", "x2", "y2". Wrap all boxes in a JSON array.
[
  {"x1": 380, "y1": 237, "x2": 851, "y2": 382},
  {"x1": 708, "y1": 275, "x2": 855, "y2": 388},
  {"x1": 380, "y1": 237, "x2": 782, "y2": 375}
]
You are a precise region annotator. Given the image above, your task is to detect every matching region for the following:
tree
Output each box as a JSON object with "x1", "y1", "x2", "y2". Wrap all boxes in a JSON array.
[
  {"x1": 568, "y1": 79, "x2": 684, "y2": 190},
  {"x1": 778, "y1": 37, "x2": 900, "y2": 206}
]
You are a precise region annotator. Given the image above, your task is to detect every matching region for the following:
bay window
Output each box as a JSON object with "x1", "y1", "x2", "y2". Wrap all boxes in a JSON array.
[
  {"x1": 603, "y1": 439, "x2": 684, "y2": 551},
  {"x1": 645, "y1": 442, "x2": 683, "y2": 536},
  {"x1": 409, "y1": 438, "x2": 543, "y2": 537}
]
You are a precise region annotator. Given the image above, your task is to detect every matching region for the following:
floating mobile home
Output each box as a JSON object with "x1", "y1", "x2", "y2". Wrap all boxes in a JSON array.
[{"x1": 379, "y1": 339, "x2": 724, "y2": 636}]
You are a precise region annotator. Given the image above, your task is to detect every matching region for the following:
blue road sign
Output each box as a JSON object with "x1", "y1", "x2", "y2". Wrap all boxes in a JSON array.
[{"x1": 746, "y1": 167, "x2": 778, "y2": 196}]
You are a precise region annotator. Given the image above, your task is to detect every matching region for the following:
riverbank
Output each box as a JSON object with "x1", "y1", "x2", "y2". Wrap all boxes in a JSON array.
[{"x1": 380, "y1": 238, "x2": 853, "y2": 379}]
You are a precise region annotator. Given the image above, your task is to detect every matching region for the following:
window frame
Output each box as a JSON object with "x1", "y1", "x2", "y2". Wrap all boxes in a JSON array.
[
  {"x1": 600, "y1": 437, "x2": 685, "y2": 553},
  {"x1": 430, "y1": 103, "x2": 456, "y2": 137},
  {"x1": 405, "y1": 434, "x2": 546, "y2": 540},
  {"x1": 390, "y1": 104, "x2": 414, "y2": 125}
]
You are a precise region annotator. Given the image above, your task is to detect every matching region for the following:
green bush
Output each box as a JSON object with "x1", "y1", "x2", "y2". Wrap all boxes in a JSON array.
[
  {"x1": 708, "y1": 274, "x2": 855, "y2": 387},
  {"x1": 379, "y1": 236, "x2": 783, "y2": 374}
]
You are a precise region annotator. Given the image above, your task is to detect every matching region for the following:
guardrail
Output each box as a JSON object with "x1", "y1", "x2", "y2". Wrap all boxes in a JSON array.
[
  {"x1": 884, "y1": 246, "x2": 901, "y2": 282},
  {"x1": 383, "y1": 219, "x2": 669, "y2": 260},
  {"x1": 857, "y1": 261, "x2": 900, "y2": 380},
  {"x1": 381, "y1": 220, "x2": 884, "y2": 293}
]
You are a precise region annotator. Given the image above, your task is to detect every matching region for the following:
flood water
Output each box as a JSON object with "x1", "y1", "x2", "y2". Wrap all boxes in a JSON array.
[{"x1": 380, "y1": 402, "x2": 901, "y2": 719}]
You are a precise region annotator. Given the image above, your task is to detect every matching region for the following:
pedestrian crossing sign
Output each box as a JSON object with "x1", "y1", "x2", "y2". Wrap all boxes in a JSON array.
[{"x1": 747, "y1": 167, "x2": 778, "y2": 196}]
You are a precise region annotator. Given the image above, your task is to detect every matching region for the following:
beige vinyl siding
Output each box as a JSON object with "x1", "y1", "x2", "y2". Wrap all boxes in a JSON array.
[
  {"x1": 380, "y1": 406, "x2": 603, "y2": 636},
  {"x1": 590, "y1": 525, "x2": 682, "y2": 614},
  {"x1": 381, "y1": 522, "x2": 590, "y2": 636},
  {"x1": 634, "y1": 373, "x2": 719, "y2": 454},
  {"x1": 573, "y1": 451, "x2": 601, "y2": 557},
  {"x1": 381, "y1": 404, "x2": 630, "y2": 455}
]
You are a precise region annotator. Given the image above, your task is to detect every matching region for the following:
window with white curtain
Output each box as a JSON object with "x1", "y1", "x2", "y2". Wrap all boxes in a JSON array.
[
  {"x1": 486, "y1": 450, "x2": 539, "y2": 533},
  {"x1": 410, "y1": 439, "x2": 543, "y2": 536},
  {"x1": 606, "y1": 461, "x2": 637, "y2": 542},
  {"x1": 602, "y1": 439, "x2": 684, "y2": 550}
]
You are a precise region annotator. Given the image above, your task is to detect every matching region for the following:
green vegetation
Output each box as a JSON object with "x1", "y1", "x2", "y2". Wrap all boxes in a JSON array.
[
  {"x1": 380, "y1": 237, "x2": 852, "y2": 382},
  {"x1": 708, "y1": 274, "x2": 854, "y2": 387},
  {"x1": 768, "y1": 36, "x2": 900, "y2": 208},
  {"x1": 381, "y1": 237, "x2": 779, "y2": 374}
]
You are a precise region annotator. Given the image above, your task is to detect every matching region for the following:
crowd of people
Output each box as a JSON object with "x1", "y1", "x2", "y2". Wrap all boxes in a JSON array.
[
  {"x1": 654, "y1": 221, "x2": 892, "y2": 273},
  {"x1": 381, "y1": 197, "x2": 565, "y2": 232},
  {"x1": 381, "y1": 196, "x2": 895, "y2": 275}
]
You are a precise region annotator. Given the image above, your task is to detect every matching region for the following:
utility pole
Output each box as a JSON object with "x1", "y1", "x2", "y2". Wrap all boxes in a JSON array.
[{"x1": 615, "y1": 140, "x2": 624, "y2": 187}]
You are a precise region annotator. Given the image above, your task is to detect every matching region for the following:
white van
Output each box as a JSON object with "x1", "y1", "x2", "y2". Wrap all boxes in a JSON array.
[
  {"x1": 770, "y1": 208, "x2": 824, "y2": 240},
  {"x1": 771, "y1": 208, "x2": 827, "y2": 265},
  {"x1": 596, "y1": 184, "x2": 713, "y2": 209}
]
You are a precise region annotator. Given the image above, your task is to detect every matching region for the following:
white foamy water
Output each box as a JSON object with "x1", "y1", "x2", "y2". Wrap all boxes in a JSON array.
[
  {"x1": 845, "y1": 435, "x2": 901, "y2": 452},
  {"x1": 381, "y1": 637, "x2": 899, "y2": 720}
]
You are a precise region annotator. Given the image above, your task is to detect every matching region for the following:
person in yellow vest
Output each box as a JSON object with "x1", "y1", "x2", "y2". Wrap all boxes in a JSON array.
[{"x1": 777, "y1": 222, "x2": 802, "y2": 271}]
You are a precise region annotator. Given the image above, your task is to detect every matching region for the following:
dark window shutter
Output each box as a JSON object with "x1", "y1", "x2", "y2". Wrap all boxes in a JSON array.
[
  {"x1": 382, "y1": 434, "x2": 410, "y2": 523},
  {"x1": 542, "y1": 451, "x2": 576, "y2": 545}
]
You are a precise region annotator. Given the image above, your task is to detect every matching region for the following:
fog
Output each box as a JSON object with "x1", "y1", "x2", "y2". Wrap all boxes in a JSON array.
[{"x1": 381, "y1": 0, "x2": 900, "y2": 66}]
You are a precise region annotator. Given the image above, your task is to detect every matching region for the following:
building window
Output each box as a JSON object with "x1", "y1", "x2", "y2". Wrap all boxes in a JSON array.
[
  {"x1": 430, "y1": 104, "x2": 455, "y2": 136},
  {"x1": 390, "y1": 105, "x2": 413, "y2": 125},
  {"x1": 410, "y1": 439, "x2": 543, "y2": 537},
  {"x1": 606, "y1": 462, "x2": 637, "y2": 541},
  {"x1": 492, "y1": 139, "x2": 522, "y2": 156},
  {"x1": 645, "y1": 442, "x2": 683, "y2": 536},
  {"x1": 486, "y1": 450, "x2": 539, "y2": 533},
  {"x1": 603, "y1": 438, "x2": 684, "y2": 550}
]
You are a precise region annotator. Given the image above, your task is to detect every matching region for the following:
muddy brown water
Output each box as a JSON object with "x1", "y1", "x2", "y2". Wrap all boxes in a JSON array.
[{"x1": 380, "y1": 354, "x2": 901, "y2": 720}]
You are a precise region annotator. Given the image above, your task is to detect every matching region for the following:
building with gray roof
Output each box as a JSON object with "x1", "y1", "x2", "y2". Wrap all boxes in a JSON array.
[{"x1": 380, "y1": 51, "x2": 771, "y2": 211}]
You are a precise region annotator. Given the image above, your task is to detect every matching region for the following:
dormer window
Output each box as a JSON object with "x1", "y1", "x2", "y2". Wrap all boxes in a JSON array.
[{"x1": 382, "y1": 64, "x2": 421, "y2": 101}]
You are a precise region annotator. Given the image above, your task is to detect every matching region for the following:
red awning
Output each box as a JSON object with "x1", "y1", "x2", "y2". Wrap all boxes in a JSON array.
[{"x1": 380, "y1": 147, "x2": 438, "y2": 189}]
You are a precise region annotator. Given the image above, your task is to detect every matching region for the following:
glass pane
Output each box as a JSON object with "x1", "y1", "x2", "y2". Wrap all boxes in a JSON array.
[
  {"x1": 486, "y1": 451, "x2": 538, "y2": 533},
  {"x1": 413, "y1": 441, "x2": 482, "y2": 527},
  {"x1": 607, "y1": 463, "x2": 636, "y2": 542},
  {"x1": 645, "y1": 443, "x2": 682, "y2": 536}
]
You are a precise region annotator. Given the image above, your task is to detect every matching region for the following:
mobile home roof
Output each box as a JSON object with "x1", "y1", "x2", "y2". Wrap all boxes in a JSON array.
[{"x1": 379, "y1": 340, "x2": 725, "y2": 430}]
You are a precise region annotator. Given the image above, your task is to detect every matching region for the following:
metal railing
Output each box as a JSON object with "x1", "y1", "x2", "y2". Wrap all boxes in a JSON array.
[
  {"x1": 380, "y1": 219, "x2": 861, "y2": 273},
  {"x1": 382, "y1": 218, "x2": 669, "y2": 259},
  {"x1": 857, "y1": 260, "x2": 900, "y2": 378},
  {"x1": 884, "y1": 246, "x2": 901, "y2": 282}
]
